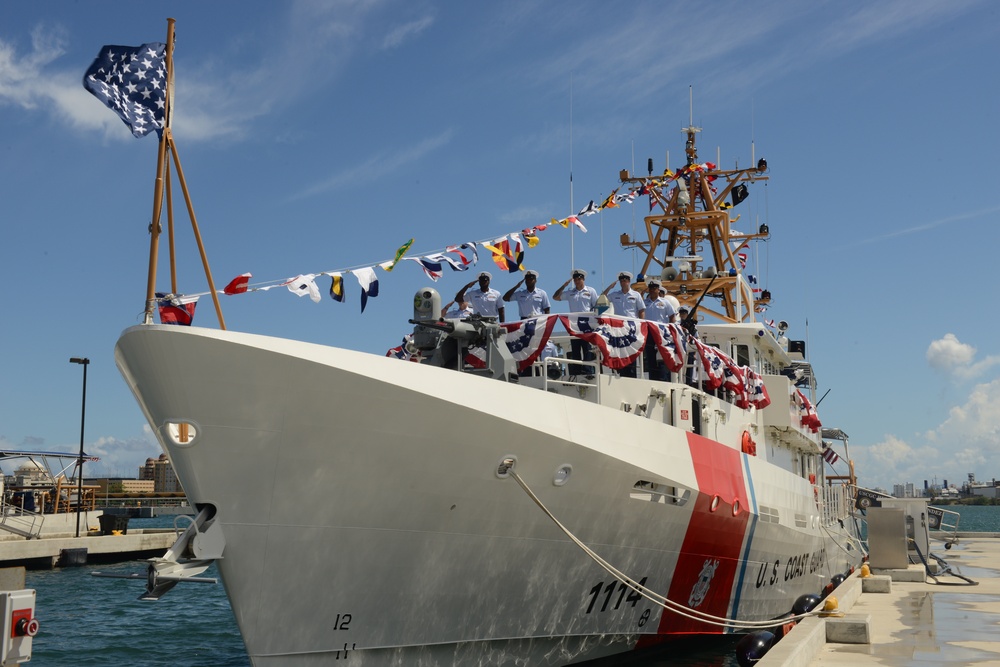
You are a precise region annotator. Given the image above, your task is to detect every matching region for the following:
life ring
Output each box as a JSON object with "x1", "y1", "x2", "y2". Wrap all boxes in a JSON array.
[{"x1": 741, "y1": 431, "x2": 757, "y2": 456}]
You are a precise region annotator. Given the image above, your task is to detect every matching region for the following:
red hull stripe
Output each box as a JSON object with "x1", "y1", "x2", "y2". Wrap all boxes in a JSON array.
[{"x1": 640, "y1": 432, "x2": 749, "y2": 644}]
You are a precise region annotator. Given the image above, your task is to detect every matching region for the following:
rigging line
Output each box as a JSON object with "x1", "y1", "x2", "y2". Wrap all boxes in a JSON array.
[
  {"x1": 599, "y1": 202, "x2": 605, "y2": 287},
  {"x1": 765, "y1": 183, "x2": 770, "y2": 288},
  {"x1": 171, "y1": 228, "x2": 557, "y2": 299},
  {"x1": 570, "y1": 74, "x2": 575, "y2": 272},
  {"x1": 631, "y1": 141, "x2": 636, "y2": 276},
  {"x1": 507, "y1": 467, "x2": 824, "y2": 629},
  {"x1": 820, "y1": 521, "x2": 868, "y2": 560}
]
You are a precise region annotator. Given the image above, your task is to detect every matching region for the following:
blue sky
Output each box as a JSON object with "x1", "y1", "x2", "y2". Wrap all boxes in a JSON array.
[{"x1": 1, "y1": 1, "x2": 998, "y2": 492}]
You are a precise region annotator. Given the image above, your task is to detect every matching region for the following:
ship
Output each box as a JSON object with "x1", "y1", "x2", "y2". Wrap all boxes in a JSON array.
[{"x1": 103, "y1": 21, "x2": 867, "y2": 667}]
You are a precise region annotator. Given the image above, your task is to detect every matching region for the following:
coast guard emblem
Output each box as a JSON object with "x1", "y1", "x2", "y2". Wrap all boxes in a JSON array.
[{"x1": 688, "y1": 558, "x2": 720, "y2": 607}]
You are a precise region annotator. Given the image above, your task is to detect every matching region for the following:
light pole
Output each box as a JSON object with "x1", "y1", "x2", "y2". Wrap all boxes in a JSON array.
[{"x1": 69, "y1": 357, "x2": 89, "y2": 538}]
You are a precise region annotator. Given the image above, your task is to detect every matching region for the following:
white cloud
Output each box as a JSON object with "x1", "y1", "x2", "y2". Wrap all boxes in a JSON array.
[
  {"x1": 0, "y1": 4, "x2": 384, "y2": 143},
  {"x1": 381, "y1": 16, "x2": 434, "y2": 50},
  {"x1": 927, "y1": 379, "x2": 1000, "y2": 448},
  {"x1": 855, "y1": 433, "x2": 940, "y2": 491},
  {"x1": 84, "y1": 425, "x2": 161, "y2": 477},
  {"x1": 857, "y1": 376, "x2": 1000, "y2": 490},
  {"x1": 927, "y1": 333, "x2": 1000, "y2": 379},
  {"x1": 293, "y1": 128, "x2": 454, "y2": 199},
  {"x1": 839, "y1": 205, "x2": 1000, "y2": 249}
]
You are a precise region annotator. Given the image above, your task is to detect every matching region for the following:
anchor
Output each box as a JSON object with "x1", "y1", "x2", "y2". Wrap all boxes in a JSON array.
[{"x1": 92, "y1": 505, "x2": 225, "y2": 599}]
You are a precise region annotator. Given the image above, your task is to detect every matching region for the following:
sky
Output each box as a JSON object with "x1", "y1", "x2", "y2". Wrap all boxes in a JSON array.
[{"x1": 1, "y1": 0, "x2": 998, "y2": 492}]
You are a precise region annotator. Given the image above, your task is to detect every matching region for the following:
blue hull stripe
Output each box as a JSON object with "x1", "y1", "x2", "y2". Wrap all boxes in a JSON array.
[{"x1": 729, "y1": 452, "x2": 759, "y2": 629}]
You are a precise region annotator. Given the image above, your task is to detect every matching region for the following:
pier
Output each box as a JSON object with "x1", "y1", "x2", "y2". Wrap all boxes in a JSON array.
[
  {"x1": 761, "y1": 534, "x2": 1000, "y2": 667},
  {"x1": 0, "y1": 528, "x2": 176, "y2": 569}
]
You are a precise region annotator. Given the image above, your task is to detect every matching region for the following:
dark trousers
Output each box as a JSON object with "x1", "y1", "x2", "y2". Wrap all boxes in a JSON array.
[
  {"x1": 569, "y1": 339, "x2": 595, "y2": 376},
  {"x1": 644, "y1": 345, "x2": 666, "y2": 381}
]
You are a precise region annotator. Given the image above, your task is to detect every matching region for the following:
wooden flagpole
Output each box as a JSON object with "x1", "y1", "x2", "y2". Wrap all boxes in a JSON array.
[
  {"x1": 142, "y1": 18, "x2": 175, "y2": 325},
  {"x1": 166, "y1": 158, "x2": 177, "y2": 294},
  {"x1": 144, "y1": 18, "x2": 227, "y2": 329},
  {"x1": 167, "y1": 137, "x2": 227, "y2": 329}
]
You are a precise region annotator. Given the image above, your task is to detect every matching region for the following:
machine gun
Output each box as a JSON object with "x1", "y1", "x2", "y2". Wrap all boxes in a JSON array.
[{"x1": 680, "y1": 274, "x2": 717, "y2": 336}]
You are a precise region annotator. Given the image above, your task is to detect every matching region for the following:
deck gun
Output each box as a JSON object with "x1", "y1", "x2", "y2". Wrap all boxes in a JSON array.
[{"x1": 680, "y1": 274, "x2": 717, "y2": 336}]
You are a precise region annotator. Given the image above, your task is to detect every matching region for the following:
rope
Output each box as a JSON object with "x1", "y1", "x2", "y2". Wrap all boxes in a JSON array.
[
  {"x1": 506, "y1": 465, "x2": 823, "y2": 629},
  {"x1": 820, "y1": 520, "x2": 867, "y2": 560}
]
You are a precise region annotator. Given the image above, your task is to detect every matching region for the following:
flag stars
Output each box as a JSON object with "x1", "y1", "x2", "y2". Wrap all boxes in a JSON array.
[{"x1": 83, "y1": 41, "x2": 166, "y2": 138}]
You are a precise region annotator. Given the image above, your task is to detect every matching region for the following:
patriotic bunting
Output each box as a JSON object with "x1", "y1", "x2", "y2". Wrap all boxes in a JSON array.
[
  {"x1": 736, "y1": 367, "x2": 771, "y2": 409},
  {"x1": 559, "y1": 314, "x2": 646, "y2": 370},
  {"x1": 501, "y1": 315, "x2": 559, "y2": 372},
  {"x1": 795, "y1": 389, "x2": 822, "y2": 433},
  {"x1": 385, "y1": 335, "x2": 417, "y2": 361},
  {"x1": 379, "y1": 311, "x2": 784, "y2": 418},
  {"x1": 644, "y1": 322, "x2": 687, "y2": 372},
  {"x1": 691, "y1": 339, "x2": 727, "y2": 391}
]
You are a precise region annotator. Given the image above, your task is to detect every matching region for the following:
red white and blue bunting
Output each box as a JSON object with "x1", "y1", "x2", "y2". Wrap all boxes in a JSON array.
[
  {"x1": 560, "y1": 315, "x2": 646, "y2": 370},
  {"x1": 426, "y1": 314, "x2": 775, "y2": 413}
]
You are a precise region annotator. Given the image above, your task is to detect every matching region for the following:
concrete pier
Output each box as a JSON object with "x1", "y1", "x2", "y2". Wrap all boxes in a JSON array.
[
  {"x1": 759, "y1": 536, "x2": 1000, "y2": 667},
  {"x1": 0, "y1": 529, "x2": 176, "y2": 569}
]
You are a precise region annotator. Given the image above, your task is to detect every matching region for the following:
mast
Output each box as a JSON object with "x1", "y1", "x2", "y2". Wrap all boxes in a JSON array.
[
  {"x1": 618, "y1": 126, "x2": 769, "y2": 323},
  {"x1": 143, "y1": 18, "x2": 227, "y2": 329},
  {"x1": 143, "y1": 19, "x2": 174, "y2": 325}
]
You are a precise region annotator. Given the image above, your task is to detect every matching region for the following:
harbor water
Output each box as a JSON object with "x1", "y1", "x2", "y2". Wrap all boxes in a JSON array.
[{"x1": 26, "y1": 506, "x2": 1000, "y2": 666}]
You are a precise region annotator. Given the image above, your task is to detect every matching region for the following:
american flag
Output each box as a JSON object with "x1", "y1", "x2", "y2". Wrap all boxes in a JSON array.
[{"x1": 83, "y1": 43, "x2": 166, "y2": 138}]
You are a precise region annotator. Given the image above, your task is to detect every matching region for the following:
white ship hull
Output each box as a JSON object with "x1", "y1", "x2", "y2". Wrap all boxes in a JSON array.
[{"x1": 115, "y1": 324, "x2": 862, "y2": 665}]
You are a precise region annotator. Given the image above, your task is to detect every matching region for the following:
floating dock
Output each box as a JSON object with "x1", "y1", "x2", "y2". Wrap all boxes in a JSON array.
[{"x1": 761, "y1": 534, "x2": 1000, "y2": 667}]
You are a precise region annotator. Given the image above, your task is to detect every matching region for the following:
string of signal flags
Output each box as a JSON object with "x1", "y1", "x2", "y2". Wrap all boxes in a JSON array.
[{"x1": 156, "y1": 161, "x2": 743, "y2": 324}]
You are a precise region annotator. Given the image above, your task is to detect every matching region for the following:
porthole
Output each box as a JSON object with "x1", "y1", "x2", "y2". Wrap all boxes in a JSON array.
[
  {"x1": 710, "y1": 495, "x2": 721, "y2": 512},
  {"x1": 164, "y1": 421, "x2": 198, "y2": 447},
  {"x1": 496, "y1": 456, "x2": 517, "y2": 479},
  {"x1": 732, "y1": 499, "x2": 741, "y2": 516}
]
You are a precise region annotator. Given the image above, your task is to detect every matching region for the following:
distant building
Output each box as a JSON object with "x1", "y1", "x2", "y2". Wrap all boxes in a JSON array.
[
  {"x1": 7, "y1": 460, "x2": 53, "y2": 487},
  {"x1": 138, "y1": 454, "x2": 184, "y2": 494},
  {"x1": 87, "y1": 478, "x2": 155, "y2": 494},
  {"x1": 969, "y1": 482, "x2": 999, "y2": 499}
]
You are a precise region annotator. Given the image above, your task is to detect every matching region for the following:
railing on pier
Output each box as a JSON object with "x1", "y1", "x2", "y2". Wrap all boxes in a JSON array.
[
  {"x1": 928, "y1": 505, "x2": 961, "y2": 545},
  {"x1": 0, "y1": 502, "x2": 44, "y2": 539}
]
